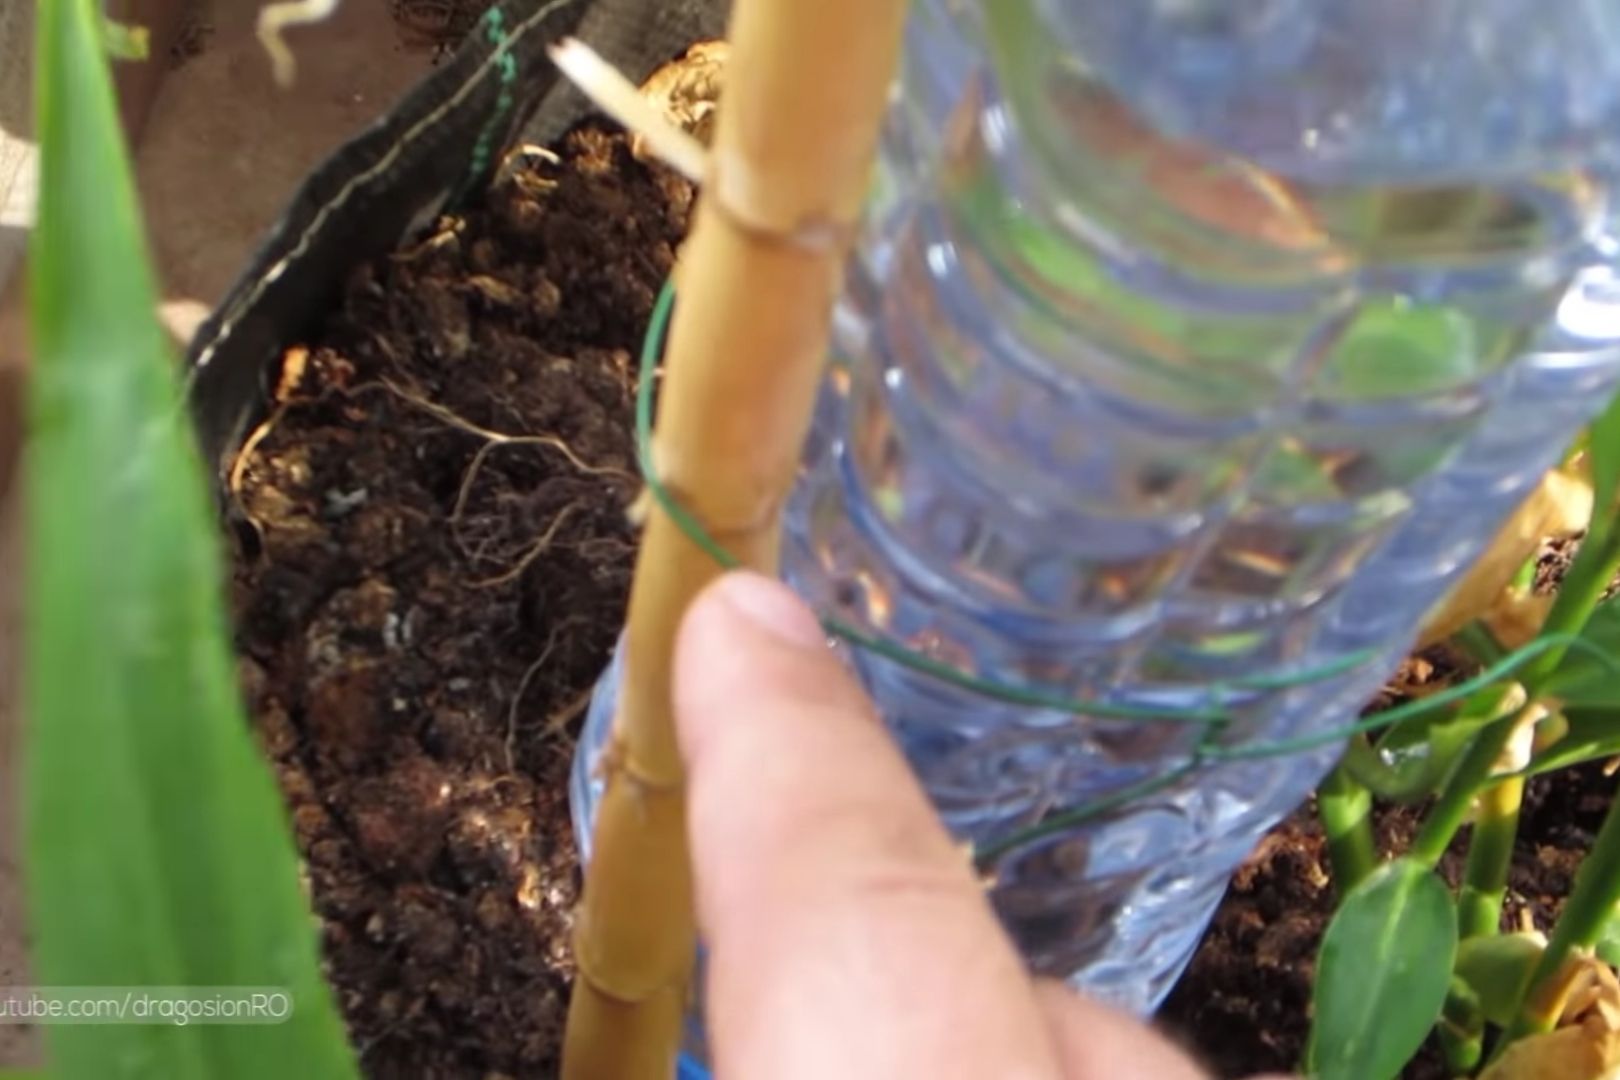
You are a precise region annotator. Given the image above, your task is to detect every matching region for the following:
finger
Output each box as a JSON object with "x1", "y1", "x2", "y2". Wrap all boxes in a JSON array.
[
  {"x1": 1034, "y1": 980, "x2": 1210, "y2": 1080},
  {"x1": 675, "y1": 571, "x2": 1063, "y2": 1080}
]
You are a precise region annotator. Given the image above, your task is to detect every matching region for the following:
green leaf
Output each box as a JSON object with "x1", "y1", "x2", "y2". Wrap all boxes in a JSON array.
[
  {"x1": 1585, "y1": 389, "x2": 1620, "y2": 550},
  {"x1": 1453, "y1": 933, "x2": 1545, "y2": 1028},
  {"x1": 1308, "y1": 859, "x2": 1458, "y2": 1080},
  {"x1": 1542, "y1": 598, "x2": 1620, "y2": 709},
  {"x1": 97, "y1": 16, "x2": 149, "y2": 60},
  {"x1": 1345, "y1": 683, "x2": 1521, "y2": 802},
  {"x1": 1320, "y1": 299, "x2": 1490, "y2": 402},
  {"x1": 1506, "y1": 396, "x2": 1620, "y2": 694},
  {"x1": 1597, "y1": 905, "x2": 1620, "y2": 968},
  {"x1": 1526, "y1": 710, "x2": 1620, "y2": 777},
  {"x1": 1438, "y1": 976, "x2": 1485, "y2": 1075},
  {"x1": 25, "y1": 1, "x2": 357, "y2": 1078}
]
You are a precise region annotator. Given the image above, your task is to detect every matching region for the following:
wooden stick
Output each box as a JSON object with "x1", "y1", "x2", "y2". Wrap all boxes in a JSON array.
[{"x1": 559, "y1": 1, "x2": 908, "y2": 1076}]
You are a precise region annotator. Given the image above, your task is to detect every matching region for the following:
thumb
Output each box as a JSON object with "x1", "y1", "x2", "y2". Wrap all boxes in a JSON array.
[{"x1": 673, "y1": 571, "x2": 1063, "y2": 1080}]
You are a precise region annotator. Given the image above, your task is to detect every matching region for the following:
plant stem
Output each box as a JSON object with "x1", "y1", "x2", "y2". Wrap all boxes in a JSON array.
[
  {"x1": 559, "y1": 3, "x2": 907, "y2": 1077},
  {"x1": 1458, "y1": 774, "x2": 1524, "y2": 939},
  {"x1": 1438, "y1": 980, "x2": 1485, "y2": 1079},
  {"x1": 1437, "y1": 1026, "x2": 1483, "y2": 1075},
  {"x1": 1409, "y1": 709, "x2": 1523, "y2": 868},
  {"x1": 1317, "y1": 764, "x2": 1378, "y2": 895},
  {"x1": 1518, "y1": 526, "x2": 1620, "y2": 689},
  {"x1": 1408, "y1": 519, "x2": 1613, "y2": 872},
  {"x1": 1502, "y1": 783, "x2": 1620, "y2": 1046},
  {"x1": 1455, "y1": 621, "x2": 1507, "y2": 667},
  {"x1": 1410, "y1": 522, "x2": 1620, "y2": 870},
  {"x1": 1490, "y1": 450, "x2": 1620, "y2": 1055}
]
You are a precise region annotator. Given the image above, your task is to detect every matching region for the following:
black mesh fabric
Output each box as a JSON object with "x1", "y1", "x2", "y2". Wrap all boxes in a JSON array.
[{"x1": 185, "y1": 0, "x2": 728, "y2": 476}]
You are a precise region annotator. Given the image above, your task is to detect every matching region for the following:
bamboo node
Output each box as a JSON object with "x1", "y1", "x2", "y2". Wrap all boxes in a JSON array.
[
  {"x1": 594, "y1": 730, "x2": 684, "y2": 795},
  {"x1": 653, "y1": 464, "x2": 787, "y2": 551},
  {"x1": 708, "y1": 158, "x2": 860, "y2": 254},
  {"x1": 570, "y1": 912, "x2": 695, "y2": 1004}
]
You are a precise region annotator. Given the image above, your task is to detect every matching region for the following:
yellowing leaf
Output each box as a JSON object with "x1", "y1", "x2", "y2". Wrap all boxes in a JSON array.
[
  {"x1": 97, "y1": 16, "x2": 148, "y2": 60},
  {"x1": 1492, "y1": 703, "x2": 1554, "y2": 778},
  {"x1": 1546, "y1": 462, "x2": 1599, "y2": 536},
  {"x1": 1420, "y1": 466, "x2": 1593, "y2": 647},
  {"x1": 636, "y1": 40, "x2": 728, "y2": 149},
  {"x1": 1485, "y1": 590, "x2": 1560, "y2": 651},
  {"x1": 1456, "y1": 932, "x2": 1549, "y2": 1027},
  {"x1": 1482, "y1": 955, "x2": 1620, "y2": 1080},
  {"x1": 1479, "y1": 1022, "x2": 1620, "y2": 1080}
]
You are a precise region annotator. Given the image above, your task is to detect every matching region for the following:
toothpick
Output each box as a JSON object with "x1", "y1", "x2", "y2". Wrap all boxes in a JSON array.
[{"x1": 547, "y1": 37, "x2": 709, "y2": 183}]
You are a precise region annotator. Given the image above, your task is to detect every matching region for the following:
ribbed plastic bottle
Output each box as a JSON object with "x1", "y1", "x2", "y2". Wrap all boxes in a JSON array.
[{"x1": 574, "y1": 0, "x2": 1620, "y2": 1063}]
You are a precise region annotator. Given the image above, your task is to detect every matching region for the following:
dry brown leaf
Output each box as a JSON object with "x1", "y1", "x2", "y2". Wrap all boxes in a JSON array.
[
  {"x1": 1419, "y1": 465, "x2": 1593, "y2": 647},
  {"x1": 635, "y1": 41, "x2": 729, "y2": 156},
  {"x1": 1480, "y1": 1022, "x2": 1620, "y2": 1080},
  {"x1": 1482, "y1": 955, "x2": 1620, "y2": 1080}
]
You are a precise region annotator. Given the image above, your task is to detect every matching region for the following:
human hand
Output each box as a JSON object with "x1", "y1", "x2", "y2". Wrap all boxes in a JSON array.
[{"x1": 675, "y1": 570, "x2": 1287, "y2": 1079}]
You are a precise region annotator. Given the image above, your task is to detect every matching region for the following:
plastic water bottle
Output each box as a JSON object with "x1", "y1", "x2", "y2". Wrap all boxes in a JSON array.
[{"x1": 575, "y1": 0, "x2": 1620, "y2": 1058}]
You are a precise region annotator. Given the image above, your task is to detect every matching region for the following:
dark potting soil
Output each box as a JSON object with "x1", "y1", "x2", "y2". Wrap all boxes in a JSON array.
[
  {"x1": 228, "y1": 126, "x2": 690, "y2": 1078},
  {"x1": 1160, "y1": 641, "x2": 1617, "y2": 1079},
  {"x1": 226, "y1": 120, "x2": 1614, "y2": 1078}
]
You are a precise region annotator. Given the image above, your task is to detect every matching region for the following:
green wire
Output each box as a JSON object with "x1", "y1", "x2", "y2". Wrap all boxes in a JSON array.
[
  {"x1": 452, "y1": 8, "x2": 520, "y2": 206},
  {"x1": 636, "y1": 281, "x2": 1384, "y2": 722},
  {"x1": 631, "y1": 278, "x2": 1620, "y2": 865},
  {"x1": 1208, "y1": 633, "x2": 1619, "y2": 762}
]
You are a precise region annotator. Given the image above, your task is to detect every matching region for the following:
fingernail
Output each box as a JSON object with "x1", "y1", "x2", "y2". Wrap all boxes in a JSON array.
[{"x1": 712, "y1": 571, "x2": 827, "y2": 649}]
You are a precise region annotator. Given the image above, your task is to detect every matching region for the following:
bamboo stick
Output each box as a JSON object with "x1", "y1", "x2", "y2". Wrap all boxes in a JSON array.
[{"x1": 559, "y1": 2, "x2": 909, "y2": 1077}]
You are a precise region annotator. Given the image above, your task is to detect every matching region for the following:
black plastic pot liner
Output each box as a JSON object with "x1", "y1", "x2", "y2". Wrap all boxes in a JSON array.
[{"x1": 184, "y1": 0, "x2": 729, "y2": 478}]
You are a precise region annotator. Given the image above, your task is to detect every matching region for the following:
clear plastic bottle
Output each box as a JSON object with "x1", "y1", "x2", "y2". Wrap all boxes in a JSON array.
[{"x1": 575, "y1": 0, "x2": 1620, "y2": 1060}]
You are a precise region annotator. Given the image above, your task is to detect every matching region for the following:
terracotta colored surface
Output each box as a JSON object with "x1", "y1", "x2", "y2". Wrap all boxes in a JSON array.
[
  {"x1": 136, "y1": 0, "x2": 436, "y2": 322},
  {"x1": 108, "y1": 0, "x2": 191, "y2": 144}
]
